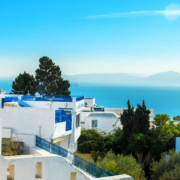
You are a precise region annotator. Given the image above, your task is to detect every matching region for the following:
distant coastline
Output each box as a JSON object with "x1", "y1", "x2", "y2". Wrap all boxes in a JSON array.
[{"x1": 63, "y1": 71, "x2": 180, "y2": 85}]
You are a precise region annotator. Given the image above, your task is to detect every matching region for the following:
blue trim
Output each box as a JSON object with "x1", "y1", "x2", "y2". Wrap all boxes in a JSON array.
[
  {"x1": 55, "y1": 110, "x2": 72, "y2": 131},
  {"x1": 76, "y1": 96, "x2": 84, "y2": 102},
  {"x1": 5, "y1": 96, "x2": 18, "y2": 102},
  {"x1": 22, "y1": 95, "x2": 72, "y2": 102}
]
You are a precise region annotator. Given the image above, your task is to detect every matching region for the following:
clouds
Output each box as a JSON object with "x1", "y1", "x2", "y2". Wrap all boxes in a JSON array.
[{"x1": 87, "y1": 4, "x2": 180, "y2": 20}]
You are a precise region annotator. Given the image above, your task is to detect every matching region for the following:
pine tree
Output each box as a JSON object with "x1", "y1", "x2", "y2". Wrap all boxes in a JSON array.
[
  {"x1": 132, "y1": 100, "x2": 150, "y2": 134},
  {"x1": 35, "y1": 56, "x2": 70, "y2": 95},
  {"x1": 12, "y1": 71, "x2": 37, "y2": 95},
  {"x1": 121, "y1": 100, "x2": 135, "y2": 138}
]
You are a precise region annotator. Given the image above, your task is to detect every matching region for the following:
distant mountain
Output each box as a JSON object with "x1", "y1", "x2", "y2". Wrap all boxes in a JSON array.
[
  {"x1": 62, "y1": 71, "x2": 180, "y2": 85},
  {"x1": 127, "y1": 73, "x2": 150, "y2": 77},
  {"x1": 146, "y1": 71, "x2": 180, "y2": 83},
  {"x1": 62, "y1": 73, "x2": 142, "y2": 83}
]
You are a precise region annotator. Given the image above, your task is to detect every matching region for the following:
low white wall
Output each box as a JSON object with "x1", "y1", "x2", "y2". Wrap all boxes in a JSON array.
[
  {"x1": 2, "y1": 128, "x2": 12, "y2": 138},
  {"x1": 29, "y1": 147, "x2": 41, "y2": 155},
  {"x1": 105, "y1": 108, "x2": 124, "y2": 116},
  {"x1": 84, "y1": 98, "x2": 95, "y2": 107},
  {"x1": 0, "y1": 153, "x2": 133, "y2": 180},
  {"x1": 0, "y1": 154, "x2": 91, "y2": 180},
  {"x1": 12, "y1": 134, "x2": 36, "y2": 153},
  {"x1": 25, "y1": 100, "x2": 75, "y2": 110}
]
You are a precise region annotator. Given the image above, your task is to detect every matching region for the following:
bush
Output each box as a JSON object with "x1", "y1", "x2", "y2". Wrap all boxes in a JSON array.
[
  {"x1": 94, "y1": 151, "x2": 146, "y2": 180},
  {"x1": 151, "y1": 150, "x2": 180, "y2": 180},
  {"x1": 78, "y1": 129, "x2": 115, "y2": 151}
]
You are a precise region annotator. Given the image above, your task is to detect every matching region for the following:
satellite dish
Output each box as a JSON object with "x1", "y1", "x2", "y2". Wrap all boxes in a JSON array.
[{"x1": 37, "y1": 86, "x2": 46, "y2": 95}]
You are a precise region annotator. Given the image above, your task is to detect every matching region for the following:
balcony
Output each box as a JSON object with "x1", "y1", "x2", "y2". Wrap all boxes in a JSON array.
[{"x1": 55, "y1": 110, "x2": 72, "y2": 131}]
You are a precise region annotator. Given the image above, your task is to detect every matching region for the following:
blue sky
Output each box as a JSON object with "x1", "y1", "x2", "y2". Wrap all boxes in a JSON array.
[{"x1": 0, "y1": 0, "x2": 180, "y2": 76}]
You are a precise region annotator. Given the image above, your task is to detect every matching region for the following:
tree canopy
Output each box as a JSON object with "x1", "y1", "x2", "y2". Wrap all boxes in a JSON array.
[
  {"x1": 12, "y1": 56, "x2": 71, "y2": 95},
  {"x1": 121, "y1": 100, "x2": 150, "y2": 139},
  {"x1": 78, "y1": 108, "x2": 180, "y2": 179},
  {"x1": 152, "y1": 114, "x2": 170, "y2": 127},
  {"x1": 94, "y1": 151, "x2": 146, "y2": 180},
  {"x1": 12, "y1": 71, "x2": 37, "y2": 95},
  {"x1": 35, "y1": 56, "x2": 70, "y2": 95},
  {"x1": 173, "y1": 115, "x2": 180, "y2": 121},
  {"x1": 151, "y1": 150, "x2": 180, "y2": 180}
]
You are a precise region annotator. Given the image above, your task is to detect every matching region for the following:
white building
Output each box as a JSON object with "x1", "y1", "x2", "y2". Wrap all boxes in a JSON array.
[
  {"x1": 80, "y1": 98, "x2": 154, "y2": 133},
  {"x1": 0, "y1": 118, "x2": 133, "y2": 180},
  {"x1": 0, "y1": 94, "x2": 84, "y2": 152}
]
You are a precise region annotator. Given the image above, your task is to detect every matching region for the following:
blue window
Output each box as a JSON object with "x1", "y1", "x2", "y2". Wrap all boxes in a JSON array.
[{"x1": 92, "y1": 120, "x2": 97, "y2": 128}]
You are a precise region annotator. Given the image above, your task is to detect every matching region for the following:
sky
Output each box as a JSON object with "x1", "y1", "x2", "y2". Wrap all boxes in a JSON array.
[{"x1": 0, "y1": 0, "x2": 180, "y2": 76}]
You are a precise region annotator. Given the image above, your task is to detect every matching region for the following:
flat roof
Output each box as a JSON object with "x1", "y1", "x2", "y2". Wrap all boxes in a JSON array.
[{"x1": 88, "y1": 112, "x2": 118, "y2": 117}]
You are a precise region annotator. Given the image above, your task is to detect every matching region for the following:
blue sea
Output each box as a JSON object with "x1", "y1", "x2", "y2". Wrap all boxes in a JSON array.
[
  {"x1": 70, "y1": 83, "x2": 180, "y2": 119},
  {"x1": 1, "y1": 80, "x2": 180, "y2": 119}
]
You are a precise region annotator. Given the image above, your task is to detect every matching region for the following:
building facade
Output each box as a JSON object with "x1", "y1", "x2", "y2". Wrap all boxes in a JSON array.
[{"x1": 0, "y1": 94, "x2": 84, "y2": 152}]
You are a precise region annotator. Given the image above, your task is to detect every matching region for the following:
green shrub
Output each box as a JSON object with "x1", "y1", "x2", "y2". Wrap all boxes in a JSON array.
[
  {"x1": 151, "y1": 150, "x2": 180, "y2": 180},
  {"x1": 94, "y1": 151, "x2": 146, "y2": 180}
]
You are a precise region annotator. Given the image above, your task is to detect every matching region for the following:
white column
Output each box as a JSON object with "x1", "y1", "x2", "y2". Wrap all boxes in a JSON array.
[{"x1": 0, "y1": 119, "x2": 2, "y2": 154}]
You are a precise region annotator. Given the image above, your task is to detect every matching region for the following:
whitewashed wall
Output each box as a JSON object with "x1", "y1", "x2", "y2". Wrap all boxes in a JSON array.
[
  {"x1": 2, "y1": 128, "x2": 12, "y2": 138},
  {"x1": 0, "y1": 153, "x2": 133, "y2": 180},
  {"x1": 84, "y1": 98, "x2": 95, "y2": 107},
  {"x1": 80, "y1": 112, "x2": 91, "y2": 128},
  {"x1": 0, "y1": 107, "x2": 82, "y2": 151},
  {"x1": 0, "y1": 154, "x2": 91, "y2": 180},
  {"x1": 0, "y1": 107, "x2": 55, "y2": 140},
  {"x1": 85, "y1": 114, "x2": 121, "y2": 133}
]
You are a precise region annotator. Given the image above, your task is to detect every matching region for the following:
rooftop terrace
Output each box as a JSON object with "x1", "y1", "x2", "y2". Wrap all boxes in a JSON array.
[{"x1": 4, "y1": 95, "x2": 84, "y2": 103}]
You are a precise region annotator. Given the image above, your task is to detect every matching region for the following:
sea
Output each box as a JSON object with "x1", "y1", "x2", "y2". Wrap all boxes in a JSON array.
[
  {"x1": 70, "y1": 83, "x2": 180, "y2": 119},
  {"x1": 1, "y1": 79, "x2": 180, "y2": 119}
]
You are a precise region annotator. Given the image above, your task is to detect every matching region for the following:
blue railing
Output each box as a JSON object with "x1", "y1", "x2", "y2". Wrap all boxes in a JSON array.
[
  {"x1": 22, "y1": 95, "x2": 72, "y2": 102},
  {"x1": 55, "y1": 110, "x2": 72, "y2": 131},
  {"x1": 35, "y1": 136, "x2": 114, "y2": 178},
  {"x1": 5, "y1": 96, "x2": 18, "y2": 102},
  {"x1": 21, "y1": 95, "x2": 84, "y2": 102}
]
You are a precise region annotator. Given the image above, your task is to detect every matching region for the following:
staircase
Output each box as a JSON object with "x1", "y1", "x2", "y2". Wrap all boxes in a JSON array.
[{"x1": 35, "y1": 136, "x2": 114, "y2": 178}]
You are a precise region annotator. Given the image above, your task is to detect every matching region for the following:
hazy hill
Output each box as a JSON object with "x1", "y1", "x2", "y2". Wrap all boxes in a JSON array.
[
  {"x1": 62, "y1": 73, "x2": 142, "y2": 83},
  {"x1": 62, "y1": 71, "x2": 180, "y2": 85},
  {"x1": 146, "y1": 71, "x2": 180, "y2": 83}
]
